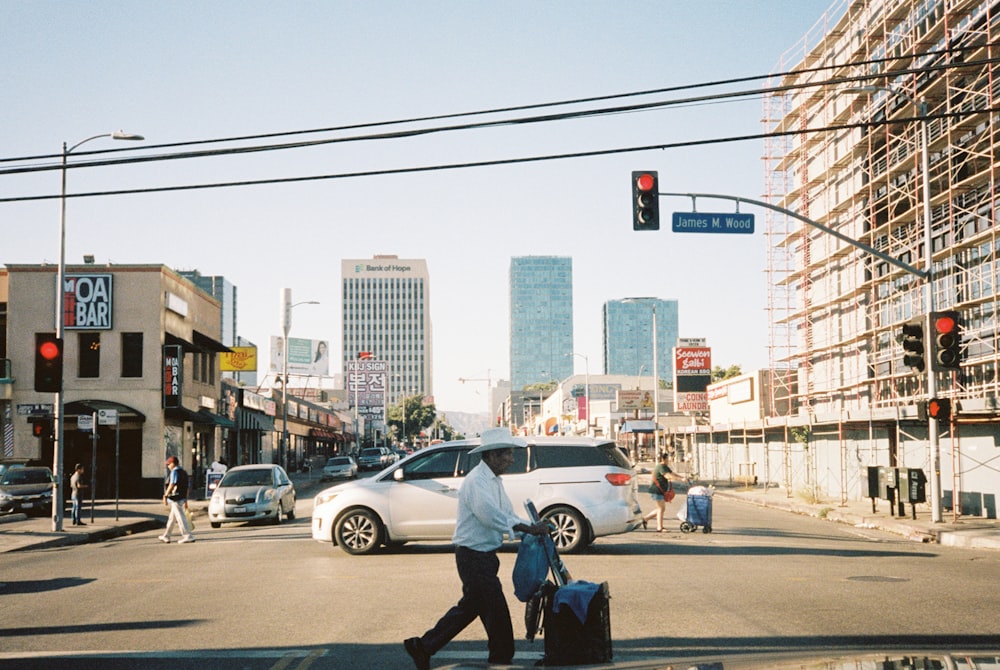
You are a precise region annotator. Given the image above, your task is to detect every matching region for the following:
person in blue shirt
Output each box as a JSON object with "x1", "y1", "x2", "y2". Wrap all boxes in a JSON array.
[
  {"x1": 404, "y1": 428, "x2": 550, "y2": 669},
  {"x1": 159, "y1": 456, "x2": 195, "y2": 544}
]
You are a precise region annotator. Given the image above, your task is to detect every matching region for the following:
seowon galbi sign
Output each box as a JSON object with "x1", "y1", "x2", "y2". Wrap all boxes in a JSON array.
[
  {"x1": 63, "y1": 274, "x2": 113, "y2": 330},
  {"x1": 673, "y1": 345, "x2": 712, "y2": 412}
]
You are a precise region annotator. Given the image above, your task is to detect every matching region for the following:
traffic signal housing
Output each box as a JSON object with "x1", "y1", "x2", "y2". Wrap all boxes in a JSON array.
[
  {"x1": 31, "y1": 418, "x2": 52, "y2": 439},
  {"x1": 899, "y1": 318, "x2": 925, "y2": 373},
  {"x1": 927, "y1": 397, "x2": 951, "y2": 423},
  {"x1": 34, "y1": 333, "x2": 64, "y2": 393},
  {"x1": 930, "y1": 310, "x2": 961, "y2": 371},
  {"x1": 632, "y1": 171, "x2": 660, "y2": 231}
]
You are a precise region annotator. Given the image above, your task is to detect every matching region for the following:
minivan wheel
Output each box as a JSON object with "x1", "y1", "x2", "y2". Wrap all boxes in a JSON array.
[
  {"x1": 543, "y1": 506, "x2": 587, "y2": 554},
  {"x1": 335, "y1": 508, "x2": 383, "y2": 555}
]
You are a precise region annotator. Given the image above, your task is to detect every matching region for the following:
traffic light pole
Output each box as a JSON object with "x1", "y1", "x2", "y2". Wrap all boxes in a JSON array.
[{"x1": 658, "y1": 189, "x2": 942, "y2": 522}]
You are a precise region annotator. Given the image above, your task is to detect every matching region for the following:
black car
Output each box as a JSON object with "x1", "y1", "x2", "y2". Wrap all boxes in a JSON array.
[{"x1": 0, "y1": 466, "x2": 55, "y2": 516}]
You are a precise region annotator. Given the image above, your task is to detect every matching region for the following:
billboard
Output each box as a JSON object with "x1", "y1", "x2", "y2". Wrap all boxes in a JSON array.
[
  {"x1": 270, "y1": 336, "x2": 329, "y2": 376},
  {"x1": 220, "y1": 346, "x2": 258, "y2": 372},
  {"x1": 347, "y1": 358, "x2": 387, "y2": 424},
  {"x1": 673, "y1": 346, "x2": 711, "y2": 412}
]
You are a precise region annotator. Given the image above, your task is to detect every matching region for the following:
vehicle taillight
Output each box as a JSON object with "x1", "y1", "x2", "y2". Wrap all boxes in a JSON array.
[{"x1": 605, "y1": 473, "x2": 632, "y2": 487}]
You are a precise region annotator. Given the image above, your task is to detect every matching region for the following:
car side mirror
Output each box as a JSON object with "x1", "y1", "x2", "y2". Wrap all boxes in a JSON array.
[{"x1": 393, "y1": 468, "x2": 405, "y2": 482}]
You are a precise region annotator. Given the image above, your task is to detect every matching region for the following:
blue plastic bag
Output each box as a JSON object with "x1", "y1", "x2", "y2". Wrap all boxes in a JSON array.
[{"x1": 513, "y1": 533, "x2": 555, "y2": 602}]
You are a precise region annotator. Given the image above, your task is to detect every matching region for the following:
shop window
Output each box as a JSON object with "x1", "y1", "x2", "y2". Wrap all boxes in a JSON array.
[
  {"x1": 121, "y1": 332, "x2": 143, "y2": 378},
  {"x1": 78, "y1": 332, "x2": 100, "y2": 378}
]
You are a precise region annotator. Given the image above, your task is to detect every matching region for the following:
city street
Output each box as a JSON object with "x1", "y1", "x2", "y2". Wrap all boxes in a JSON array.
[{"x1": 2, "y1": 494, "x2": 1000, "y2": 669}]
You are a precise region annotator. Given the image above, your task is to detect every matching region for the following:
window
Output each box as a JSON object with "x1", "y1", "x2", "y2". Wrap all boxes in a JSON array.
[
  {"x1": 78, "y1": 333, "x2": 100, "y2": 378},
  {"x1": 121, "y1": 332, "x2": 143, "y2": 377},
  {"x1": 404, "y1": 449, "x2": 462, "y2": 480}
]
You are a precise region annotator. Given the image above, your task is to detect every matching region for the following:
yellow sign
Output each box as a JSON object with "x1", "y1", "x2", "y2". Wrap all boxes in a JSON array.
[{"x1": 220, "y1": 346, "x2": 257, "y2": 372}]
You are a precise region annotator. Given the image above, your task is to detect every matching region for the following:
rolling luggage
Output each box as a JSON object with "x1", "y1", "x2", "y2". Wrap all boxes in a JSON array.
[{"x1": 524, "y1": 500, "x2": 612, "y2": 666}]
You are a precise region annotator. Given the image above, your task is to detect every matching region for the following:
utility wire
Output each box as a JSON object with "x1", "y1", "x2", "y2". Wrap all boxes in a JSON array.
[{"x1": 3, "y1": 106, "x2": 996, "y2": 204}]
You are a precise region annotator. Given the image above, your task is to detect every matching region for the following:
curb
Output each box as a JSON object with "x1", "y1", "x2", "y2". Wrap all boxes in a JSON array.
[{"x1": 7, "y1": 518, "x2": 162, "y2": 553}]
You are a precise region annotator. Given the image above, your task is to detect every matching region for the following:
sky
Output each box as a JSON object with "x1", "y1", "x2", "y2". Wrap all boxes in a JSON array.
[{"x1": 1, "y1": 1, "x2": 843, "y2": 415}]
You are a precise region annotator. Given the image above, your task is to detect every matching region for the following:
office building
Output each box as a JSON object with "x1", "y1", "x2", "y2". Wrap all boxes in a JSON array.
[
  {"x1": 603, "y1": 299, "x2": 679, "y2": 385},
  {"x1": 509, "y1": 256, "x2": 573, "y2": 391},
  {"x1": 341, "y1": 255, "x2": 432, "y2": 405}
]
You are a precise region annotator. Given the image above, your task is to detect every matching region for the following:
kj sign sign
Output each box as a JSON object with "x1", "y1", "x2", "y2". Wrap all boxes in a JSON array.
[{"x1": 63, "y1": 274, "x2": 113, "y2": 330}]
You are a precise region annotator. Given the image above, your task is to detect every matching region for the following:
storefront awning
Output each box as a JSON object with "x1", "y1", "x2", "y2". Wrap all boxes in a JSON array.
[
  {"x1": 165, "y1": 406, "x2": 233, "y2": 427},
  {"x1": 620, "y1": 420, "x2": 664, "y2": 434},
  {"x1": 239, "y1": 411, "x2": 276, "y2": 432},
  {"x1": 64, "y1": 399, "x2": 146, "y2": 422}
]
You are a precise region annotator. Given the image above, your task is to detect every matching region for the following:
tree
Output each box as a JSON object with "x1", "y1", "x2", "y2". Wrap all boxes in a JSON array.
[
  {"x1": 711, "y1": 364, "x2": 742, "y2": 382},
  {"x1": 432, "y1": 415, "x2": 462, "y2": 441},
  {"x1": 386, "y1": 394, "x2": 436, "y2": 445}
]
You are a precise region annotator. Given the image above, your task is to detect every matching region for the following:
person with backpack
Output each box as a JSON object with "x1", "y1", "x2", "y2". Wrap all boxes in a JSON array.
[{"x1": 160, "y1": 455, "x2": 195, "y2": 544}]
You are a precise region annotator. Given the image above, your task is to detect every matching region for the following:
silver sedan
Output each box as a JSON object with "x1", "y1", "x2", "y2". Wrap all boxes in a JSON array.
[{"x1": 208, "y1": 464, "x2": 296, "y2": 528}]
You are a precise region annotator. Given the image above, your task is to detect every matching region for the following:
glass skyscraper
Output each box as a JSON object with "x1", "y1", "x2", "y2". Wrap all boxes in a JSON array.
[
  {"x1": 602, "y1": 299, "x2": 679, "y2": 385},
  {"x1": 509, "y1": 256, "x2": 573, "y2": 390}
]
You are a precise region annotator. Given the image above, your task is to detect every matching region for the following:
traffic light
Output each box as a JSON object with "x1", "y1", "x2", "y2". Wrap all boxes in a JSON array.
[
  {"x1": 900, "y1": 319, "x2": 925, "y2": 373},
  {"x1": 927, "y1": 397, "x2": 951, "y2": 422},
  {"x1": 34, "y1": 332, "x2": 64, "y2": 393},
  {"x1": 632, "y1": 171, "x2": 659, "y2": 231},
  {"x1": 930, "y1": 310, "x2": 961, "y2": 371}
]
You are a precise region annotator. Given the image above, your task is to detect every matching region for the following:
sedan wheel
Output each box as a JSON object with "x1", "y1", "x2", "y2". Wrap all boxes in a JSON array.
[
  {"x1": 272, "y1": 504, "x2": 282, "y2": 525},
  {"x1": 543, "y1": 506, "x2": 587, "y2": 554},
  {"x1": 335, "y1": 508, "x2": 382, "y2": 555}
]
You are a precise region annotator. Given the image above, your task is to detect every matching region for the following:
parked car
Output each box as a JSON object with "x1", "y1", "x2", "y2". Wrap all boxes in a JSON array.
[
  {"x1": 357, "y1": 448, "x2": 388, "y2": 472},
  {"x1": 0, "y1": 466, "x2": 55, "y2": 516},
  {"x1": 321, "y1": 456, "x2": 358, "y2": 482},
  {"x1": 207, "y1": 464, "x2": 296, "y2": 528},
  {"x1": 312, "y1": 436, "x2": 642, "y2": 555}
]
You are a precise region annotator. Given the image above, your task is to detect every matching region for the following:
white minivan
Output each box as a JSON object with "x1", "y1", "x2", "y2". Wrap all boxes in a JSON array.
[{"x1": 311, "y1": 436, "x2": 642, "y2": 554}]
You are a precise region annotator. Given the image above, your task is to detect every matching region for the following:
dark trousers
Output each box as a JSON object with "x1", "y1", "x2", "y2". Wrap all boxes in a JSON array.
[{"x1": 420, "y1": 545, "x2": 515, "y2": 663}]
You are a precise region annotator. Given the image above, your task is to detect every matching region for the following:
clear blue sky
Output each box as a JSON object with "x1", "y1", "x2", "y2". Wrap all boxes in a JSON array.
[{"x1": 2, "y1": 1, "x2": 840, "y2": 414}]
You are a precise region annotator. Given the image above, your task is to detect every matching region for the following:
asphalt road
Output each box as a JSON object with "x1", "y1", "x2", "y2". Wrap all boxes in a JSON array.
[{"x1": 2, "y1": 493, "x2": 1000, "y2": 669}]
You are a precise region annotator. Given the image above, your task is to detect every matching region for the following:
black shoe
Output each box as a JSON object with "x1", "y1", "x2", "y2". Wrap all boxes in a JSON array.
[{"x1": 404, "y1": 637, "x2": 430, "y2": 670}]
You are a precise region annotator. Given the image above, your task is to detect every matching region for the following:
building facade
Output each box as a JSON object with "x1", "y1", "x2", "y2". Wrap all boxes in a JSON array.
[
  {"x1": 1, "y1": 264, "x2": 231, "y2": 497},
  {"x1": 685, "y1": 0, "x2": 1000, "y2": 518},
  {"x1": 509, "y1": 256, "x2": 574, "y2": 391},
  {"x1": 341, "y1": 255, "x2": 433, "y2": 406},
  {"x1": 602, "y1": 298, "x2": 679, "y2": 385}
]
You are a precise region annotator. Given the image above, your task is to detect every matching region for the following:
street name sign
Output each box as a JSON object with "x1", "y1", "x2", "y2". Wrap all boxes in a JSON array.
[{"x1": 672, "y1": 212, "x2": 754, "y2": 234}]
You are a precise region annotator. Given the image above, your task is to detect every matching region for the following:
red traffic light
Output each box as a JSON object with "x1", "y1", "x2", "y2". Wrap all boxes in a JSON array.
[
  {"x1": 636, "y1": 173, "x2": 656, "y2": 192},
  {"x1": 934, "y1": 313, "x2": 958, "y2": 336},
  {"x1": 32, "y1": 422, "x2": 44, "y2": 437},
  {"x1": 38, "y1": 340, "x2": 61, "y2": 360}
]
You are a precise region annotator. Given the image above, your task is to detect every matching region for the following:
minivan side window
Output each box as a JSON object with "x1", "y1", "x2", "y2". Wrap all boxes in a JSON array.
[
  {"x1": 535, "y1": 445, "x2": 619, "y2": 469},
  {"x1": 459, "y1": 448, "x2": 528, "y2": 476},
  {"x1": 403, "y1": 449, "x2": 461, "y2": 480}
]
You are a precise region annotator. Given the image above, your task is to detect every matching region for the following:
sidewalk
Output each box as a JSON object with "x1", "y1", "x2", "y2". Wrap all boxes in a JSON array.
[
  {"x1": 632, "y1": 461, "x2": 1000, "y2": 551},
  {"x1": 0, "y1": 470, "x2": 329, "y2": 554}
]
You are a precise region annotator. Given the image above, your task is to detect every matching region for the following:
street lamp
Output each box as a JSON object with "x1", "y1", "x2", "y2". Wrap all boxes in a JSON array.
[
  {"x1": 53, "y1": 130, "x2": 144, "y2": 532},
  {"x1": 567, "y1": 353, "x2": 590, "y2": 436},
  {"x1": 280, "y1": 289, "x2": 319, "y2": 471},
  {"x1": 846, "y1": 85, "x2": 942, "y2": 522},
  {"x1": 624, "y1": 298, "x2": 660, "y2": 459}
]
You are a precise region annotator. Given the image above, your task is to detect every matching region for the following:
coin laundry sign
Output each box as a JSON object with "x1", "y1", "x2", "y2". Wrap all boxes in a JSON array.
[{"x1": 63, "y1": 274, "x2": 113, "y2": 330}]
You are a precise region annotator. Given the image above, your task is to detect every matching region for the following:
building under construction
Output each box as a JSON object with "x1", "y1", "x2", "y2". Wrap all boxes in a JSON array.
[{"x1": 683, "y1": 0, "x2": 1000, "y2": 520}]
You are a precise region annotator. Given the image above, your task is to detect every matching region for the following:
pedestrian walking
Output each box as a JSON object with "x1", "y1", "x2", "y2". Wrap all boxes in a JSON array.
[
  {"x1": 69, "y1": 463, "x2": 87, "y2": 526},
  {"x1": 403, "y1": 427, "x2": 551, "y2": 670},
  {"x1": 160, "y1": 456, "x2": 195, "y2": 544},
  {"x1": 642, "y1": 451, "x2": 688, "y2": 532}
]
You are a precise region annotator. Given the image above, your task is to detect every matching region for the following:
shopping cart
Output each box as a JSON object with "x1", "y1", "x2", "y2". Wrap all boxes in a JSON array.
[{"x1": 679, "y1": 485, "x2": 713, "y2": 533}]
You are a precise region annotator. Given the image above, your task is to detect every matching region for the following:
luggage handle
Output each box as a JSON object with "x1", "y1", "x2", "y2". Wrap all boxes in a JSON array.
[{"x1": 524, "y1": 499, "x2": 571, "y2": 586}]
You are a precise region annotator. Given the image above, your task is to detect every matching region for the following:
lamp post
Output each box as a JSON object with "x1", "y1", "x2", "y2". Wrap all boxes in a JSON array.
[
  {"x1": 280, "y1": 289, "x2": 319, "y2": 471},
  {"x1": 53, "y1": 131, "x2": 144, "y2": 532},
  {"x1": 847, "y1": 86, "x2": 942, "y2": 522},
  {"x1": 624, "y1": 298, "x2": 660, "y2": 459},
  {"x1": 567, "y1": 353, "x2": 590, "y2": 436}
]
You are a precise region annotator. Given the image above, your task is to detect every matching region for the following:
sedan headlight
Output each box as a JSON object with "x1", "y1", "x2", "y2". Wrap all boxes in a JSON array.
[
  {"x1": 314, "y1": 490, "x2": 340, "y2": 507},
  {"x1": 262, "y1": 488, "x2": 277, "y2": 503}
]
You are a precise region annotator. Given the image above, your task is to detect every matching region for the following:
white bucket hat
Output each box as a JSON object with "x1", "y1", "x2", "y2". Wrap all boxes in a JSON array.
[{"x1": 469, "y1": 427, "x2": 528, "y2": 454}]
